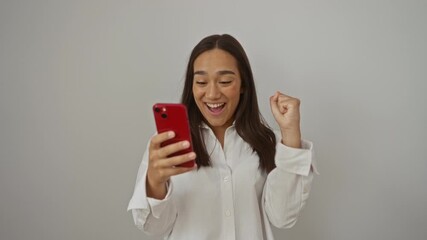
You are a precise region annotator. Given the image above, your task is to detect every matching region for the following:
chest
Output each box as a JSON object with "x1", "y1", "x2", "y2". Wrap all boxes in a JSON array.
[{"x1": 171, "y1": 132, "x2": 267, "y2": 203}]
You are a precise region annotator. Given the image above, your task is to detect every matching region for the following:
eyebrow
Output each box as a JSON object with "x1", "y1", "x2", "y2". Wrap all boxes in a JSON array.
[{"x1": 194, "y1": 70, "x2": 236, "y2": 76}]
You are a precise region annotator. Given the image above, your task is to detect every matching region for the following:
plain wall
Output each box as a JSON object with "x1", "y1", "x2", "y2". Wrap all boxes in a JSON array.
[{"x1": 1, "y1": 0, "x2": 426, "y2": 239}]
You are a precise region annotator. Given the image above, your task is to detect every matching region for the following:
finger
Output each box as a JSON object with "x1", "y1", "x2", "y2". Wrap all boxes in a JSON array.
[
  {"x1": 155, "y1": 151, "x2": 197, "y2": 168},
  {"x1": 162, "y1": 163, "x2": 198, "y2": 177},
  {"x1": 270, "y1": 91, "x2": 282, "y2": 118},
  {"x1": 150, "y1": 131, "x2": 175, "y2": 151},
  {"x1": 277, "y1": 96, "x2": 290, "y2": 114},
  {"x1": 277, "y1": 95, "x2": 300, "y2": 113},
  {"x1": 276, "y1": 92, "x2": 295, "y2": 104},
  {"x1": 157, "y1": 140, "x2": 192, "y2": 159},
  {"x1": 147, "y1": 162, "x2": 197, "y2": 186}
]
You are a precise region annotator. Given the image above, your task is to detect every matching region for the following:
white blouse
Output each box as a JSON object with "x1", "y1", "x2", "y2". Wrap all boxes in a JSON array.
[{"x1": 128, "y1": 123, "x2": 318, "y2": 240}]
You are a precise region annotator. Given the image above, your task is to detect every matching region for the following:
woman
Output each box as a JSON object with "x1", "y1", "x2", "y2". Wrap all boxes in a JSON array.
[{"x1": 128, "y1": 34, "x2": 318, "y2": 240}]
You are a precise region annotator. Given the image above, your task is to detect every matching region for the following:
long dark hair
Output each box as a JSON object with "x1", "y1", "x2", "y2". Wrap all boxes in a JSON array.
[{"x1": 181, "y1": 34, "x2": 277, "y2": 173}]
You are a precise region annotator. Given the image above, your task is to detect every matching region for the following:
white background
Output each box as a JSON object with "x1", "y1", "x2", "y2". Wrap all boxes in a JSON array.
[{"x1": 1, "y1": 0, "x2": 426, "y2": 239}]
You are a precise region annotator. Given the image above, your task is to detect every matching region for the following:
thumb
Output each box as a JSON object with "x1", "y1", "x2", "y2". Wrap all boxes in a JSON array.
[{"x1": 270, "y1": 91, "x2": 282, "y2": 118}]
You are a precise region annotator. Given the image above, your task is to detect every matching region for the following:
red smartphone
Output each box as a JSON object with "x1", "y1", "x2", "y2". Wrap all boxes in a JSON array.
[{"x1": 152, "y1": 103, "x2": 195, "y2": 168}]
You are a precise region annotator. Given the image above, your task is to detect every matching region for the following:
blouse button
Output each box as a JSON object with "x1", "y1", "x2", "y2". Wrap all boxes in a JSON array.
[{"x1": 225, "y1": 210, "x2": 231, "y2": 217}]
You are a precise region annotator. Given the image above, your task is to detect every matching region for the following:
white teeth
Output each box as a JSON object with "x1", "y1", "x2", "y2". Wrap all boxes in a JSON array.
[{"x1": 206, "y1": 103, "x2": 225, "y2": 109}]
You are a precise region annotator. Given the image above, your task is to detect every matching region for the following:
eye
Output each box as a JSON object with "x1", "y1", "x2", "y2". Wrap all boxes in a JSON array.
[
  {"x1": 195, "y1": 80, "x2": 207, "y2": 85},
  {"x1": 219, "y1": 80, "x2": 232, "y2": 85}
]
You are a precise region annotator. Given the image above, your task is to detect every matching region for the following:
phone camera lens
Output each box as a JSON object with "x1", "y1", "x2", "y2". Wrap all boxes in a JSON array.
[
  {"x1": 161, "y1": 113, "x2": 167, "y2": 119},
  {"x1": 154, "y1": 107, "x2": 160, "y2": 112}
]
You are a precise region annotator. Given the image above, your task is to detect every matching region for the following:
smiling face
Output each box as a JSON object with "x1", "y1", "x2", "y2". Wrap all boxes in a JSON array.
[{"x1": 192, "y1": 49, "x2": 242, "y2": 134}]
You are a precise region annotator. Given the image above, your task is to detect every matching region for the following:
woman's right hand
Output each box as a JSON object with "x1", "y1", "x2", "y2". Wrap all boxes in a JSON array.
[{"x1": 146, "y1": 131, "x2": 197, "y2": 199}]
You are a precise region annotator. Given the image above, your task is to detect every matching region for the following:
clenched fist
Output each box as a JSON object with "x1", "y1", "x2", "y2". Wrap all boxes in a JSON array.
[{"x1": 270, "y1": 91, "x2": 302, "y2": 148}]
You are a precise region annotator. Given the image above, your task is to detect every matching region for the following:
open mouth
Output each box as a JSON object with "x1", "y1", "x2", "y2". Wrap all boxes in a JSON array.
[{"x1": 206, "y1": 103, "x2": 225, "y2": 114}]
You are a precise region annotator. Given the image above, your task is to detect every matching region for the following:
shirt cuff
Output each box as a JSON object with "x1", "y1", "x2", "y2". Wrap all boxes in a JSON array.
[
  {"x1": 127, "y1": 164, "x2": 150, "y2": 211},
  {"x1": 146, "y1": 180, "x2": 174, "y2": 219},
  {"x1": 275, "y1": 139, "x2": 319, "y2": 176}
]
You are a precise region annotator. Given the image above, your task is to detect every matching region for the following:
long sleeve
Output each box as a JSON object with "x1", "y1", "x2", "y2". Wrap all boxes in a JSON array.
[
  {"x1": 127, "y1": 146, "x2": 177, "y2": 236},
  {"x1": 263, "y1": 137, "x2": 319, "y2": 229},
  {"x1": 128, "y1": 127, "x2": 318, "y2": 239}
]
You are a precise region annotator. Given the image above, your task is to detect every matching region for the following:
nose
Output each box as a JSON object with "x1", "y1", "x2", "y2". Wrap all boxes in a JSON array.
[{"x1": 206, "y1": 82, "x2": 221, "y2": 99}]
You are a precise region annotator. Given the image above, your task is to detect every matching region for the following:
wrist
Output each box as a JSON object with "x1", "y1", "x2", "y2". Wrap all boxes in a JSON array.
[
  {"x1": 280, "y1": 128, "x2": 302, "y2": 148},
  {"x1": 146, "y1": 176, "x2": 168, "y2": 199}
]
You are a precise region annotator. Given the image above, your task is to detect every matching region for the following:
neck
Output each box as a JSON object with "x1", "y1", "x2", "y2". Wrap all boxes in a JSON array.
[{"x1": 212, "y1": 127, "x2": 226, "y2": 148}]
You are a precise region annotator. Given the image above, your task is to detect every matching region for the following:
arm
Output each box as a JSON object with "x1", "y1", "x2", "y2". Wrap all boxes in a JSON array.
[
  {"x1": 264, "y1": 92, "x2": 319, "y2": 228},
  {"x1": 127, "y1": 132, "x2": 196, "y2": 236},
  {"x1": 127, "y1": 146, "x2": 177, "y2": 236},
  {"x1": 263, "y1": 138, "x2": 318, "y2": 228}
]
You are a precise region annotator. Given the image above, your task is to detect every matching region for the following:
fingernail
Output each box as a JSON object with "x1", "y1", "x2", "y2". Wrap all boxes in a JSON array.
[
  {"x1": 168, "y1": 131, "x2": 175, "y2": 138},
  {"x1": 182, "y1": 141, "x2": 190, "y2": 148},
  {"x1": 188, "y1": 152, "x2": 196, "y2": 159}
]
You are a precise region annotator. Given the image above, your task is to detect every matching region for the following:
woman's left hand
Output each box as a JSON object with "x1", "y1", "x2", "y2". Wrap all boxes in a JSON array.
[{"x1": 270, "y1": 91, "x2": 302, "y2": 148}]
